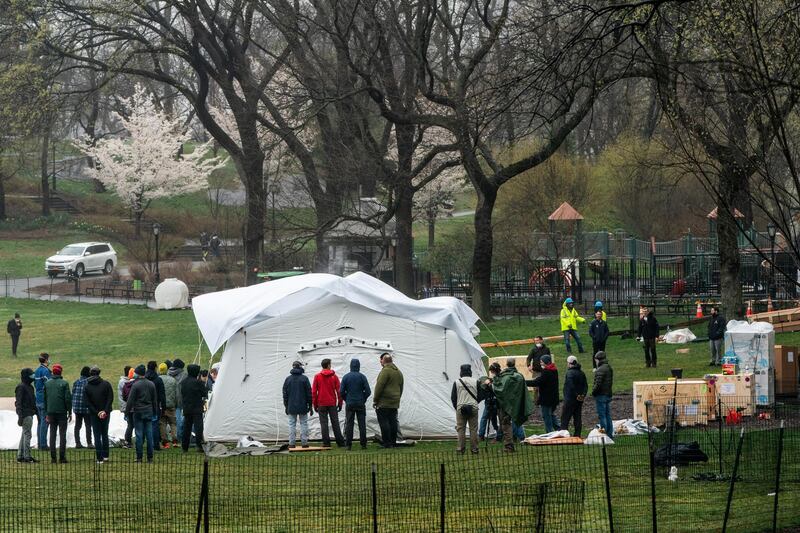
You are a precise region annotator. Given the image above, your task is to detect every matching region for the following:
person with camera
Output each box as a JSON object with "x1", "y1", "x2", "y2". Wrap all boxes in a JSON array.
[{"x1": 450, "y1": 364, "x2": 483, "y2": 454}]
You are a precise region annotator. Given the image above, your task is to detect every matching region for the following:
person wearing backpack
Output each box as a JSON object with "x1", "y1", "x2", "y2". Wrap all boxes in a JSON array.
[{"x1": 450, "y1": 364, "x2": 483, "y2": 454}]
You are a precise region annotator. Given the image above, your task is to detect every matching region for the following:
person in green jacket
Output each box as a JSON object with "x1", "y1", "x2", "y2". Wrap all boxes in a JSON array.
[
  {"x1": 44, "y1": 364, "x2": 72, "y2": 463},
  {"x1": 491, "y1": 358, "x2": 533, "y2": 452},
  {"x1": 373, "y1": 353, "x2": 403, "y2": 448},
  {"x1": 560, "y1": 298, "x2": 586, "y2": 354}
]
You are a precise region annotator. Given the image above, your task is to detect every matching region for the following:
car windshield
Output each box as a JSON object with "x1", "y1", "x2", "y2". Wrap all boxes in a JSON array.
[{"x1": 58, "y1": 246, "x2": 84, "y2": 256}]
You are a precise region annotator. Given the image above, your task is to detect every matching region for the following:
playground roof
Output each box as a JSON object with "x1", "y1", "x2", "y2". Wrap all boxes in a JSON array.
[
  {"x1": 706, "y1": 207, "x2": 744, "y2": 219},
  {"x1": 548, "y1": 202, "x2": 584, "y2": 221}
]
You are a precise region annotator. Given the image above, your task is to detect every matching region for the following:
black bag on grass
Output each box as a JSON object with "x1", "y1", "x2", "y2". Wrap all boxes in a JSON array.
[{"x1": 654, "y1": 441, "x2": 709, "y2": 466}]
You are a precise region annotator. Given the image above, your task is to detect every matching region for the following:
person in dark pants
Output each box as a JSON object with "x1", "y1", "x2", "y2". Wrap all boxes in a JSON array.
[
  {"x1": 145, "y1": 361, "x2": 166, "y2": 451},
  {"x1": 588, "y1": 311, "x2": 610, "y2": 368},
  {"x1": 126, "y1": 365, "x2": 157, "y2": 463},
  {"x1": 339, "y1": 358, "x2": 371, "y2": 450},
  {"x1": 283, "y1": 361, "x2": 312, "y2": 448},
  {"x1": 44, "y1": 364, "x2": 71, "y2": 463},
  {"x1": 528, "y1": 354, "x2": 560, "y2": 433},
  {"x1": 373, "y1": 354, "x2": 403, "y2": 448},
  {"x1": 15, "y1": 368, "x2": 38, "y2": 463},
  {"x1": 34, "y1": 353, "x2": 51, "y2": 450},
  {"x1": 84, "y1": 366, "x2": 113, "y2": 463},
  {"x1": 560, "y1": 355, "x2": 588, "y2": 437},
  {"x1": 72, "y1": 366, "x2": 93, "y2": 449},
  {"x1": 592, "y1": 351, "x2": 614, "y2": 437},
  {"x1": 7, "y1": 313, "x2": 22, "y2": 357},
  {"x1": 118, "y1": 366, "x2": 133, "y2": 447},
  {"x1": 312, "y1": 358, "x2": 345, "y2": 448},
  {"x1": 180, "y1": 364, "x2": 208, "y2": 453},
  {"x1": 638, "y1": 306, "x2": 660, "y2": 368},
  {"x1": 707, "y1": 306, "x2": 726, "y2": 366}
]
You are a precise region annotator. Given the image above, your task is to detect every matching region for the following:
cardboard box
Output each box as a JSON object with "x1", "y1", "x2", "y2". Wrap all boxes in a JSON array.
[
  {"x1": 487, "y1": 355, "x2": 534, "y2": 381},
  {"x1": 775, "y1": 345, "x2": 799, "y2": 397},
  {"x1": 633, "y1": 380, "x2": 714, "y2": 426},
  {"x1": 705, "y1": 373, "x2": 755, "y2": 417}
]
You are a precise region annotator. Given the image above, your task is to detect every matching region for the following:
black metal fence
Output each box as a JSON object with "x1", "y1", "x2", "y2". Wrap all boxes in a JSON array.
[{"x1": 1, "y1": 399, "x2": 799, "y2": 532}]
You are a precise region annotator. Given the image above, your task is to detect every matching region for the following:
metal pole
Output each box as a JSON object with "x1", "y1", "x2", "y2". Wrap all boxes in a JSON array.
[
  {"x1": 722, "y1": 428, "x2": 745, "y2": 533},
  {"x1": 372, "y1": 462, "x2": 378, "y2": 533},
  {"x1": 195, "y1": 459, "x2": 208, "y2": 533},
  {"x1": 155, "y1": 232, "x2": 160, "y2": 284},
  {"x1": 770, "y1": 237, "x2": 776, "y2": 300},
  {"x1": 602, "y1": 440, "x2": 614, "y2": 533},
  {"x1": 718, "y1": 397, "x2": 723, "y2": 476},
  {"x1": 645, "y1": 401, "x2": 657, "y2": 533},
  {"x1": 772, "y1": 420, "x2": 785, "y2": 533},
  {"x1": 440, "y1": 462, "x2": 445, "y2": 533}
]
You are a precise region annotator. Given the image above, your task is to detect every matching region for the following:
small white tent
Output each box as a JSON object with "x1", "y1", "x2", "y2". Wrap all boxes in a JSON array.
[{"x1": 192, "y1": 272, "x2": 486, "y2": 442}]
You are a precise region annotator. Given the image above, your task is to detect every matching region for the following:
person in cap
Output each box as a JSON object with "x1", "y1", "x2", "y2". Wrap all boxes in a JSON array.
[
  {"x1": 44, "y1": 363, "x2": 72, "y2": 463},
  {"x1": 491, "y1": 358, "x2": 533, "y2": 452},
  {"x1": 339, "y1": 358, "x2": 371, "y2": 450},
  {"x1": 591, "y1": 351, "x2": 614, "y2": 437},
  {"x1": 451, "y1": 364, "x2": 483, "y2": 454},
  {"x1": 707, "y1": 306, "x2": 726, "y2": 366},
  {"x1": 312, "y1": 358, "x2": 345, "y2": 448},
  {"x1": 159, "y1": 362, "x2": 178, "y2": 448},
  {"x1": 33, "y1": 353, "x2": 51, "y2": 450},
  {"x1": 560, "y1": 298, "x2": 586, "y2": 354},
  {"x1": 145, "y1": 361, "x2": 166, "y2": 451},
  {"x1": 15, "y1": 367, "x2": 37, "y2": 463},
  {"x1": 85, "y1": 366, "x2": 114, "y2": 463},
  {"x1": 72, "y1": 366, "x2": 93, "y2": 449},
  {"x1": 593, "y1": 301, "x2": 607, "y2": 321},
  {"x1": 373, "y1": 354, "x2": 404, "y2": 449},
  {"x1": 126, "y1": 364, "x2": 157, "y2": 462},
  {"x1": 588, "y1": 311, "x2": 610, "y2": 368},
  {"x1": 168, "y1": 359, "x2": 188, "y2": 444},
  {"x1": 283, "y1": 361, "x2": 312, "y2": 448},
  {"x1": 561, "y1": 356, "x2": 588, "y2": 437},
  {"x1": 180, "y1": 364, "x2": 208, "y2": 453},
  {"x1": 7, "y1": 312, "x2": 22, "y2": 357},
  {"x1": 528, "y1": 354, "x2": 560, "y2": 433}
]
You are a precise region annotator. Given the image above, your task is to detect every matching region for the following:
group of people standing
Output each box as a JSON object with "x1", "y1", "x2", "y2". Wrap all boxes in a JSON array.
[
  {"x1": 14, "y1": 352, "x2": 218, "y2": 464},
  {"x1": 283, "y1": 353, "x2": 404, "y2": 450}
]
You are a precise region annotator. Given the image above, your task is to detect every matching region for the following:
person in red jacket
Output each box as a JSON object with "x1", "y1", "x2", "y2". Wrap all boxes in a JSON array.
[{"x1": 312, "y1": 358, "x2": 345, "y2": 447}]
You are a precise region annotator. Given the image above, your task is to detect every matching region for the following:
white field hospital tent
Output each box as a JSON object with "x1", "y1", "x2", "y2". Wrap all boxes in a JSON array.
[{"x1": 192, "y1": 272, "x2": 486, "y2": 442}]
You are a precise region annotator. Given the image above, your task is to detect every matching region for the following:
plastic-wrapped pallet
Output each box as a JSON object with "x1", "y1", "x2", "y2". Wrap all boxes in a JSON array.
[{"x1": 724, "y1": 320, "x2": 774, "y2": 405}]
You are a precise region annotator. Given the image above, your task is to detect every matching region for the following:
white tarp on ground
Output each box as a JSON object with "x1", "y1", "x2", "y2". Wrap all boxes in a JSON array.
[
  {"x1": 662, "y1": 328, "x2": 697, "y2": 344},
  {"x1": 193, "y1": 272, "x2": 487, "y2": 442},
  {"x1": 0, "y1": 410, "x2": 129, "y2": 450}
]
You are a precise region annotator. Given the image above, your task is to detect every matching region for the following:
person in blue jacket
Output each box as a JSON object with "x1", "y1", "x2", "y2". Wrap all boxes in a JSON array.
[
  {"x1": 33, "y1": 353, "x2": 52, "y2": 450},
  {"x1": 283, "y1": 361, "x2": 312, "y2": 448},
  {"x1": 340, "y1": 358, "x2": 372, "y2": 450}
]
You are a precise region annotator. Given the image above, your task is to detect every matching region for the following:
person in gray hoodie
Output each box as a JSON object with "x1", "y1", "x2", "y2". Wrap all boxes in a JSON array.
[
  {"x1": 159, "y1": 362, "x2": 178, "y2": 447},
  {"x1": 339, "y1": 359, "x2": 371, "y2": 450},
  {"x1": 117, "y1": 365, "x2": 133, "y2": 447},
  {"x1": 168, "y1": 359, "x2": 188, "y2": 443}
]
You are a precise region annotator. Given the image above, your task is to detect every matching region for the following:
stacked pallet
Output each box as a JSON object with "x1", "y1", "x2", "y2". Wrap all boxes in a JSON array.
[{"x1": 749, "y1": 307, "x2": 800, "y2": 333}]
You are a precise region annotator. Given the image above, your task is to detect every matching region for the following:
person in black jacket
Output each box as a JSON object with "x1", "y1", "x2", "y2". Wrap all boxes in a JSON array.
[
  {"x1": 85, "y1": 366, "x2": 114, "y2": 463},
  {"x1": 180, "y1": 364, "x2": 208, "y2": 452},
  {"x1": 7, "y1": 313, "x2": 22, "y2": 357},
  {"x1": 126, "y1": 365, "x2": 157, "y2": 462},
  {"x1": 283, "y1": 361, "x2": 313, "y2": 448},
  {"x1": 145, "y1": 361, "x2": 166, "y2": 450},
  {"x1": 707, "y1": 306, "x2": 726, "y2": 366},
  {"x1": 15, "y1": 368, "x2": 37, "y2": 462},
  {"x1": 528, "y1": 354, "x2": 560, "y2": 432},
  {"x1": 560, "y1": 356, "x2": 588, "y2": 437},
  {"x1": 588, "y1": 311, "x2": 610, "y2": 367},
  {"x1": 592, "y1": 351, "x2": 614, "y2": 437},
  {"x1": 339, "y1": 358, "x2": 371, "y2": 450},
  {"x1": 526, "y1": 336, "x2": 550, "y2": 374},
  {"x1": 637, "y1": 306, "x2": 660, "y2": 368}
]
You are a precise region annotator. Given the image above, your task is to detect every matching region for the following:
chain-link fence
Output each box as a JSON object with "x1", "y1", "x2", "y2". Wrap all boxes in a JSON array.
[{"x1": 1, "y1": 402, "x2": 798, "y2": 532}]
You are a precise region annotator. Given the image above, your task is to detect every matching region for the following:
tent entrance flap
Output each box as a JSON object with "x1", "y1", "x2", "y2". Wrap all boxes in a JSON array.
[{"x1": 298, "y1": 336, "x2": 393, "y2": 353}]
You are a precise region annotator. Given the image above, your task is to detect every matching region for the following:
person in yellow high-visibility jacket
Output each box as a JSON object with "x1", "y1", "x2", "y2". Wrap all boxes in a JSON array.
[{"x1": 560, "y1": 298, "x2": 586, "y2": 354}]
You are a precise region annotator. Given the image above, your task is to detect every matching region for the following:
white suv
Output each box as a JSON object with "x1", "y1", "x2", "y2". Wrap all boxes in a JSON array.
[{"x1": 45, "y1": 242, "x2": 117, "y2": 278}]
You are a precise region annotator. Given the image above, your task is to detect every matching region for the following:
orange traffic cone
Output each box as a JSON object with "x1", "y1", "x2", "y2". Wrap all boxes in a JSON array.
[
  {"x1": 767, "y1": 296, "x2": 774, "y2": 312},
  {"x1": 746, "y1": 301, "x2": 753, "y2": 318},
  {"x1": 696, "y1": 301, "x2": 703, "y2": 318}
]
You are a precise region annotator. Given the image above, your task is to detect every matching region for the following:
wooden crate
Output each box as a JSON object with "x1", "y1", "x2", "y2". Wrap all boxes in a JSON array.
[
  {"x1": 705, "y1": 373, "x2": 755, "y2": 416},
  {"x1": 633, "y1": 380, "x2": 714, "y2": 426},
  {"x1": 775, "y1": 345, "x2": 799, "y2": 397},
  {"x1": 487, "y1": 355, "x2": 534, "y2": 382}
]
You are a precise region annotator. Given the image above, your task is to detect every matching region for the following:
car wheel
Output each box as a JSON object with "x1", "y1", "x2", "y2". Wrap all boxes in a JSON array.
[
  {"x1": 104, "y1": 260, "x2": 114, "y2": 274},
  {"x1": 74, "y1": 263, "x2": 85, "y2": 277}
]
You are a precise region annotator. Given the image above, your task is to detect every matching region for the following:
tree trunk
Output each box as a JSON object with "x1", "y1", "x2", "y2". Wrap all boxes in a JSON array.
[
  {"x1": 470, "y1": 188, "x2": 497, "y2": 320},
  {"x1": 394, "y1": 186, "x2": 415, "y2": 296},
  {"x1": 134, "y1": 209, "x2": 143, "y2": 238},
  {"x1": 717, "y1": 201, "x2": 743, "y2": 319},
  {"x1": 241, "y1": 155, "x2": 266, "y2": 286},
  {"x1": 40, "y1": 128, "x2": 51, "y2": 217},
  {"x1": 428, "y1": 216, "x2": 436, "y2": 249}
]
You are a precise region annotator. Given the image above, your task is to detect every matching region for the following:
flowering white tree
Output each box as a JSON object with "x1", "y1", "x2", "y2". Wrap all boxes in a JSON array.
[{"x1": 81, "y1": 86, "x2": 222, "y2": 236}]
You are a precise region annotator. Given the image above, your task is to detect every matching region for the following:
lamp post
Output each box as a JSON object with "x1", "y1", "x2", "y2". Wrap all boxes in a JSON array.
[
  {"x1": 269, "y1": 182, "x2": 280, "y2": 243},
  {"x1": 767, "y1": 222, "x2": 777, "y2": 300},
  {"x1": 153, "y1": 222, "x2": 161, "y2": 284}
]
